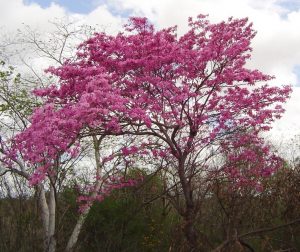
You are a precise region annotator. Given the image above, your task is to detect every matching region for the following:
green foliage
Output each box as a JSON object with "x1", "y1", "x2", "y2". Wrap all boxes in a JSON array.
[
  {"x1": 0, "y1": 197, "x2": 42, "y2": 252},
  {"x1": 0, "y1": 166, "x2": 299, "y2": 251},
  {"x1": 197, "y1": 166, "x2": 300, "y2": 251},
  {"x1": 0, "y1": 60, "x2": 41, "y2": 126},
  {"x1": 74, "y1": 170, "x2": 179, "y2": 252}
]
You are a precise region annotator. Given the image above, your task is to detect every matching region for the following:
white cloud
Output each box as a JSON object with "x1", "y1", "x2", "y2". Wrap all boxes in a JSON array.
[
  {"x1": 0, "y1": 0, "x2": 124, "y2": 79},
  {"x1": 81, "y1": 4, "x2": 124, "y2": 34},
  {"x1": 0, "y1": 0, "x2": 299, "y2": 139},
  {"x1": 0, "y1": 0, "x2": 66, "y2": 31}
]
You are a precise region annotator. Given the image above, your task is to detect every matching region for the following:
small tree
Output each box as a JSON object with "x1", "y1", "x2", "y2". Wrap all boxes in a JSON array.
[{"x1": 6, "y1": 15, "x2": 291, "y2": 251}]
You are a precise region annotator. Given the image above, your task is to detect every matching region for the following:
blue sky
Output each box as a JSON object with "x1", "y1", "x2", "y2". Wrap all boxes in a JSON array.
[
  {"x1": 278, "y1": 0, "x2": 300, "y2": 11},
  {"x1": 293, "y1": 65, "x2": 300, "y2": 86},
  {"x1": 24, "y1": 0, "x2": 98, "y2": 13},
  {"x1": 25, "y1": 0, "x2": 300, "y2": 14},
  {"x1": 24, "y1": 0, "x2": 132, "y2": 17}
]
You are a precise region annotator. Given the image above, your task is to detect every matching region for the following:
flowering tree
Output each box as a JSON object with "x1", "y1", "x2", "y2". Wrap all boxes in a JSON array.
[
  {"x1": 0, "y1": 28, "x2": 142, "y2": 252},
  {"x1": 5, "y1": 15, "x2": 291, "y2": 250}
]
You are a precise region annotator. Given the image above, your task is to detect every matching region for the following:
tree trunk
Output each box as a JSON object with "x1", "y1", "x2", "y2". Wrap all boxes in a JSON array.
[
  {"x1": 37, "y1": 183, "x2": 57, "y2": 252},
  {"x1": 37, "y1": 185, "x2": 50, "y2": 252},
  {"x1": 47, "y1": 183, "x2": 56, "y2": 252},
  {"x1": 178, "y1": 158, "x2": 199, "y2": 251},
  {"x1": 183, "y1": 208, "x2": 198, "y2": 251},
  {"x1": 66, "y1": 136, "x2": 103, "y2": 252},
  {"x1": 65, "y1": 205, "x2": 90, "y2": 252}
]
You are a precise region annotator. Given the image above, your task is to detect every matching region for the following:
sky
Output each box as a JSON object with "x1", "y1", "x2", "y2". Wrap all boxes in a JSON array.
[{"x1": 0, "y1": 0, "x2": 300, "y2": 143}]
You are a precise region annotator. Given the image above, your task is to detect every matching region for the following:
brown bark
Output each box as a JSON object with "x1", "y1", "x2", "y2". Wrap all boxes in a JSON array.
[
  {"x1": 178, "y1": 158, "x2": 199, "y2": 251},
  {"x1": 183, "y1": 209, "x2": 198, "y2": 251}
]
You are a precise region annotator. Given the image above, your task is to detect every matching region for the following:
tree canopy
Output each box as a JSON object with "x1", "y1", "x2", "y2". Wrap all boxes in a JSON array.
[{"x1": 1, "y1": 15, "x2": 293, "y2": 251}]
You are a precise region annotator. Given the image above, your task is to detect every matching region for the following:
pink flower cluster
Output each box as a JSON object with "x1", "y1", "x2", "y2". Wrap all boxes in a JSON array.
[
  {"x1": 220, "y1": 132, "x2": 283, "y2": 189},
  {"x1": 5, "y1": 15, "x2": 292, "y2": 192}
]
